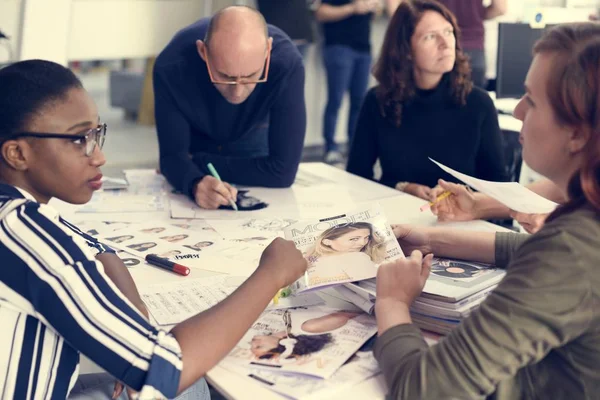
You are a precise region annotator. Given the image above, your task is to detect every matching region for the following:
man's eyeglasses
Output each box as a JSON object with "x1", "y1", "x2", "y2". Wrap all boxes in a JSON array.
[
  {"x1": 203, "y1": 45, "x2": 271, "y2": 85},
  {"x1": 8, "y1": 124, "x2": 106, "y2": 157}
]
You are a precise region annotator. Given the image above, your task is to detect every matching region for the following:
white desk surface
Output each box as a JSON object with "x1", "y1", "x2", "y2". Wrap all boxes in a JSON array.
[{"x1": 72, "y1": 162, "x2": 505, "y2": 400}]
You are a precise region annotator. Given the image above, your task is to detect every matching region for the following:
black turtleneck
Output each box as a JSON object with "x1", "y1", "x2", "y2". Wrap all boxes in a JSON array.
[{"x1": 347, "y1": 78, "x2": 508, "y2": 188}]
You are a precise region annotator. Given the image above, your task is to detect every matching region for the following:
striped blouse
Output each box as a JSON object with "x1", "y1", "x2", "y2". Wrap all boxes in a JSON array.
[{"x1": 0, "y1": 184, "x2": 182, "y2": 399}]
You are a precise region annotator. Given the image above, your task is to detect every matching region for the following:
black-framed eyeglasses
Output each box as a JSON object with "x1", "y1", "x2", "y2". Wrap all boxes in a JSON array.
[{"x1": 8, "y1": 124, "x2": 106, "y2": 157}]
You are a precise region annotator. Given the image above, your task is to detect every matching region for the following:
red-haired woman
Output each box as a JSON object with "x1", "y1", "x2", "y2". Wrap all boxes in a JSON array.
[{"x1": 375, "y1": 22, "x2": 600, "y2": 399}]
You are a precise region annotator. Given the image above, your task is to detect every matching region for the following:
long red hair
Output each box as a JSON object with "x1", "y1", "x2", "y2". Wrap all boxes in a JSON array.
[{"x1": 536, "y1": 23, "x2": 600, "y2": 219}]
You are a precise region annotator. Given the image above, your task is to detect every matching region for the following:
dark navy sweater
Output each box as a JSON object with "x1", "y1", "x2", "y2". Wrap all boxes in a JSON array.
[
  {"x1": 153, "y1": 18, "x2": 306, "y2": 196},
  {"x1": 347, "y1": 78, "x2": 508, "y2": 188}
]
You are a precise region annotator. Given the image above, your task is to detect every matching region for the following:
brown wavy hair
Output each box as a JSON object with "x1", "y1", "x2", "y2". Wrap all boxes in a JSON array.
[
  {"x1": 373, "y1": 0, "x2": 472, "y2": 127},
  {"x1": 537, "y1": 23, "x2": 600, "y2": 220}
]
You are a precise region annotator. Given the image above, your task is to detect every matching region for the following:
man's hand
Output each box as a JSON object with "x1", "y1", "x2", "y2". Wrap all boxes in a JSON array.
[
  {"x1": 257, "y1": 238, "x2": 308, "y2": 289},
  {"x1": 194, "y1": 175, "x2": 237, "y2": 210}
]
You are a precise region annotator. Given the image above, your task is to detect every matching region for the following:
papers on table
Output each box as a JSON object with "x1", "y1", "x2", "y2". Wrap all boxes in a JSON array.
[
  {"x1": 222, "y1": 349, "x2": 380, "y2": 400},
  {"x1": 75, "y1": 192, "x2": 165, "y2": 213},
  {"x1": 292, "y1": 169, "x2": 336, "y2": 188},
  {"x1": 206, "y1": 218, "x2": 297, "y2": 241},
  {"x1": 169, "y1": 186, "x2": 356, "y2": 220},
  {"x1": 139, "y1": 276, "x2": 325, "y2": 326},
  {"x1": 430, "y1": 158, "x2": 559, "y2": 214}
]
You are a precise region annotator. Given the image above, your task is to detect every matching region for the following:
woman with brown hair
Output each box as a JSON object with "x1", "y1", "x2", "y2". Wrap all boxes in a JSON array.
[
  {"x1": 347, "y1": 0, "x2": 507, "y2": 200},
  {"x1": 374, "y1": 22, "x2": 600, "y2": 399}
]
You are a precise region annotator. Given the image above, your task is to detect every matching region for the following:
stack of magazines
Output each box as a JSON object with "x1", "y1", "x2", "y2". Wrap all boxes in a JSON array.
[{"x1": 336, "y1": 258, "x2": 505, "y2": 335}]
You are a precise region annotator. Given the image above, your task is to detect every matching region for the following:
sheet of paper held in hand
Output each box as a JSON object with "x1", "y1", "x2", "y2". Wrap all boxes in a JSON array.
[
  {"x1": 139, "y1": 276, "x2": 325, "y2": 326},
  {"x1": 430, "y1": 158, "x2": 559, "y2": 214}
]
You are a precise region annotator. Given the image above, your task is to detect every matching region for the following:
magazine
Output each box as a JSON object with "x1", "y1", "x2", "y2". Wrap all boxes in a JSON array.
[
  {"x1": 283, "y1": 204, "x2": 403, "y2": 293},
  {"x1": 223, "y1": 306, "x2": 378, "y2": 379},
  {"x1": 222, "y1": 341, "x2": 380, "y2": 399},
  {"x1": 357, "y1": 258, "x2": 505, "y2": 303}
]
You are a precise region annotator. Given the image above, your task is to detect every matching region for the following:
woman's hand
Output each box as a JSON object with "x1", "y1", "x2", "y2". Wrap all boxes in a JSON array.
[
  {"x1": 376, "y1": 250, "x2": 433, "y2": 307},
  {"x1": 391, "y1": 224, "x2": 432, "y2": 255},
  {"x1": 430, "y1": 179, "x2": 479, "y2": 221},
  {"x1": 509, "y1": 210, "x2": 548, "y2": 234},
  {"x1": 402, "y1": 183, "x2": 434, "y2": 200}
]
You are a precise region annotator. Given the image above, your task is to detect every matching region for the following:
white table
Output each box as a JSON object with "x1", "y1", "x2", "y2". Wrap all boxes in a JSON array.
[{"x1": 72, "y1": 162, "x2": 504, "y2": 400}]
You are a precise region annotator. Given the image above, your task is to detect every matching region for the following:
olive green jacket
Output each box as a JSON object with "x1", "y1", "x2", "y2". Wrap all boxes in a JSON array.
[{"x1": 374, "y1": 206, "x2": 600, "y2": 399}]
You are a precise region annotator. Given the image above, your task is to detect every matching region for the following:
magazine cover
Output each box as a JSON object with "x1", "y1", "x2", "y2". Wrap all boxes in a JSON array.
[
  {"x1": 222, "y1": 338, "x2": 380, "y2": 399},
  {"x1": 224, "y1": 306, "x2": 378, "y2": 379},
  {"x1": 284, "y1": 204, "x2": 403, "y2": 293}
]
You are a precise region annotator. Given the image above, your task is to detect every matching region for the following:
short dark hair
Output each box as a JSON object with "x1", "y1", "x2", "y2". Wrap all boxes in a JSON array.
[
  {"x1": 204, "y1": 5, "x2": 268, "y2": 47},
  {"x1": 0, "y1": 60, "x2": 82, "y2": 140}
]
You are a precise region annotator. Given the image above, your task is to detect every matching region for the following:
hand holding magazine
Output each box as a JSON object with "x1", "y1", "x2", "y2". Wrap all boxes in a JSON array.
[{"x1": 284, "y1": 204, "x2": 404, "y2": 293}]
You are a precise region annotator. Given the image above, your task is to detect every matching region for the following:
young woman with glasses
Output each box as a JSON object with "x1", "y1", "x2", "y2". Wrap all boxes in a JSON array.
[{"x1": 0, "y1": 59, "x2": 307, "y2": 400}]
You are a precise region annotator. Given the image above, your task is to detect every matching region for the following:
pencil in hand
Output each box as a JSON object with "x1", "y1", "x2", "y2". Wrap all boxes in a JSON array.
[
  {"x1": 206, "y1": 162, "x2": 238, "y2": 211},
  {"x1": 420, "y1": 191, "x2": 452, "y2": 212}
]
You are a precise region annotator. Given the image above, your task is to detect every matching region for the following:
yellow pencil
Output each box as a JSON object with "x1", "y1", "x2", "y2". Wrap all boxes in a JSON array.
[{"x1": 420, "y1": 191, "x2": 452, "y2": 212}]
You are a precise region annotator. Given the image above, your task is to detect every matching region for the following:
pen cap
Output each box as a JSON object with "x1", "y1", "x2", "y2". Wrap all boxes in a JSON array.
[{"x1": 173, "y1": 263, "x2": 190, "y2": 276}]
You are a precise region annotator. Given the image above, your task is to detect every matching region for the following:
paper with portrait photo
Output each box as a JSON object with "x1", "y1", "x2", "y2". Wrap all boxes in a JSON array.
[
  {"x1": 284, "y1": 204, "x2": 403, "y2": 293},
  {"x1": 139, "y1": 276, "x2": 325, "y2": 326},
  {"x1": 224, "y1": 306, "x2": 377, "y2": 379}
]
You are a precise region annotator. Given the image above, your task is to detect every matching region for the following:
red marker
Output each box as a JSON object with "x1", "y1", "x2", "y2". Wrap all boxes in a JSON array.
[{"x1": 145, "y1": 254, "x2": 190, "y2": 276}]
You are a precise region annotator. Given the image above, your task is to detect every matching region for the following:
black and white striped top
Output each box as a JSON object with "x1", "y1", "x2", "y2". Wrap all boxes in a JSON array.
[{"x1": 0, "y1": 184, "x2": 183, "y2": 399}]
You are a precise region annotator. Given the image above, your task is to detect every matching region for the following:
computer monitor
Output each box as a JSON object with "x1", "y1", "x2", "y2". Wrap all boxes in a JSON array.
[{"x1": 495, "y1": 23, "x2": 555, "y2": 99}]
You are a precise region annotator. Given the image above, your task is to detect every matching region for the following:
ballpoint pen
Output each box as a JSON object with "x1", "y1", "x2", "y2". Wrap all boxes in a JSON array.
[{"x1": 206, "y1": 162, "x2": 238, "y2": 211}]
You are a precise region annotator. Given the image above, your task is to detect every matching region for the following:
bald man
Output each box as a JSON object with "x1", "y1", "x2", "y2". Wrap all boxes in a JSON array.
[{"x1": 154, "y1": 6, "x2": 306, "y2": 209}]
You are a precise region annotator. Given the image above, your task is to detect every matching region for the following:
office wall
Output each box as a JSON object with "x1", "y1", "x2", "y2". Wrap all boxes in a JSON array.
[
  {"x1": 68, "y1": 0, "x2": 204, "y2": 61},
  {"x1": 17, "y1": 0, "x2": 206, "y2": 64},
  {"x1": 0, "y1": 0, "x2": 22, "y2": 62}
]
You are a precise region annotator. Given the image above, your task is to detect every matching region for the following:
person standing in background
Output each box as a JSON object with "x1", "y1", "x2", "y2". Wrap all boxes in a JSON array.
[
  {"x1": 256, "y1": 0, "x2": 317, "y2": 59},
  {"x1": 386, "y1": 0, "x2": 507, "y2": 89},
  {"x1": 315, "y1": 0, "x2": 381, "y2": 164}
]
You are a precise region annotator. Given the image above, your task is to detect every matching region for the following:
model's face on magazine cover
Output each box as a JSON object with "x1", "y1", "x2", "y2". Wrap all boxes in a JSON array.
[
  {"x1": 250, "y1": 332, "x2": 286, "y2": 357},
  {"x1": 324, "y1": 229, "x2": 371, "y2": 253}
]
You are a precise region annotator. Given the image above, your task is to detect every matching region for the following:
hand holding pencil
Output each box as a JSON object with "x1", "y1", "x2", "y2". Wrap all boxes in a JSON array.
[
  {"x1": 192, "y1": 164, "x2": 238, "y2": 210},
  {"x1": 427, "y1": 179, "x2": 479, "y2": 221}
]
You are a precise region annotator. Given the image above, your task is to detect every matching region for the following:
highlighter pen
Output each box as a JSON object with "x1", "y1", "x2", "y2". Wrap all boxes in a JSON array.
[
  {"x1": 145, "y1": 254, "x2": 190, "y2": 276},
  {"x1": 420, "y1": 191, "x2": 453, "y2": 212},
  {"x1": 206, "y1": 162, "x2": 238, "y2": 211},
  {"x1": 272, "y1": 286, "x2": 293, "y2": 305}
]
